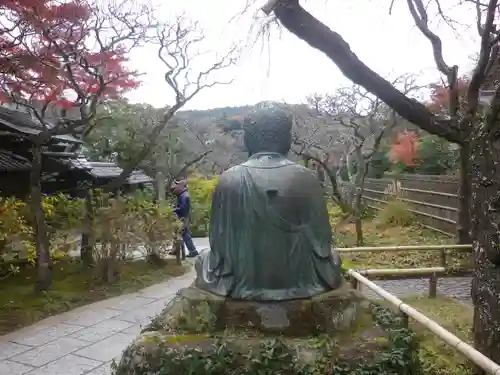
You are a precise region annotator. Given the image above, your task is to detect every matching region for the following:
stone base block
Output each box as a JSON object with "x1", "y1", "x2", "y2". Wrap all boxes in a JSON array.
[{"x1": 145, "y1": 281, "x2": 366, "y2": 336}]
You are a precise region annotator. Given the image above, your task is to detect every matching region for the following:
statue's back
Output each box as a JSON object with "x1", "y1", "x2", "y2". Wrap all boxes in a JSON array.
[
  {"x1": 195, "y1": 108, "x2": 342, "y2": 300},
  {"x1": 206, "y1": 153, "x2": 335, "y2": 300},
  {"x1": 240, "y1": 156, "x2": 328, "y2": 229}
]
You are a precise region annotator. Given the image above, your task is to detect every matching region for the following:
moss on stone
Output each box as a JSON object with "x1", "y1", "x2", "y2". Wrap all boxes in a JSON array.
[
  {"x1": 152, "y1": 284, "x2": 366, "y2": 337},
  {"x1": 115, "y1": 287, "x2": 421, "y2": 375}
]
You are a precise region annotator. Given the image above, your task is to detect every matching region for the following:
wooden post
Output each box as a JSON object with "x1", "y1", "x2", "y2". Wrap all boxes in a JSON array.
[
  {"x1": 401, "y1": 313, "x2": 409, "y2": 329},
  {"x1": 429, "y1": 274, "x2": 437, "y2": 298},
  {"x1": 440, "y1": 248, "x2": 447, "y2": 268},
  {"x1": 174, "y1": 239, "x2": 182, "y2": 265},
  {"x1": 173, "y1": 223, "x2": 183, "y2": 265}
]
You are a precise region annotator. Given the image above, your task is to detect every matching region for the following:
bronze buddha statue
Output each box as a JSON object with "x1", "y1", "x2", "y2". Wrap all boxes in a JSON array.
[{"x1": 195, "y1": 108, "x2": 343, "y2": 300}]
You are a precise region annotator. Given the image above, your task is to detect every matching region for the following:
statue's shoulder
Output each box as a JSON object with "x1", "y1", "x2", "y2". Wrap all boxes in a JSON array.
[
  {"x1": 217, "y1": 165, "x2": 246, "y2": 187},
  {"x1": 220, "y1": 165, "x2": 245, "y2": 178},
  {"x1": 286, "y1": 161, "x2": 317, "y2": 178},
  {"x1": 286, "y1": 160, "x2": 312, "y2": 171},
  {"x1": 284, "y1": 162, "x2": 325, "y2": 195}
]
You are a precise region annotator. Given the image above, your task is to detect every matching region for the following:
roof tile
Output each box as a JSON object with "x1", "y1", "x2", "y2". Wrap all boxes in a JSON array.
[{"x1": 0, "y1": 150, "x2": 31, "y2": 172}]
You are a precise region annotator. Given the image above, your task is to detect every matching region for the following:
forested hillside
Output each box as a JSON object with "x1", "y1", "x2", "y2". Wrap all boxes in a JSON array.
[{"x1": 86, "y1": 98, "x2": 459, "y2": 183}]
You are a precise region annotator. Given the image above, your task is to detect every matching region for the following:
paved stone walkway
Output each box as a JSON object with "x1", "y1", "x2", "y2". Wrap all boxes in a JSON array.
[
  {"x1": 0, "y1": 237, "x2": 472, "y2": 375},
  {"x1": 0, "y1": 270, "x2": 196, "y2": 375},
  {"x1": 0, "y1": 238, "x2": 209, "y2": 375}
]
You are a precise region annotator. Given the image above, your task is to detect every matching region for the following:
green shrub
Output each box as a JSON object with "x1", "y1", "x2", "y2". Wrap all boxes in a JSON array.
[
  {"x1": 90, "y1": 191, "x2": 180, "y2": 282},
  {"x1": 188, "y1": 175, "x2": 218, "y2": 237},
  {"x1": 0, "y1": 191, "x2": 180, "y2": 281},
  {"x1": 327, "y1": 202, "x2": 346, "y2": 227},
  {"x1": 0, "y1": 194, "x2": 86, "y2": 268},
  {"x1": 377, "y1": 200, "x2": 414, "y2": 227},
  {"x1": 359, "y1": 202, "x2": 375, "y2": 219}
]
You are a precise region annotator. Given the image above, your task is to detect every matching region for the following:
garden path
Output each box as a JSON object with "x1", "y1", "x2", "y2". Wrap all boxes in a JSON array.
[
  {"x1": 0, "y1": 237, "x2": 472, "y2": 375},
  {"x1": 0, "y1": 238, "x2": 208, "y2": 375}
]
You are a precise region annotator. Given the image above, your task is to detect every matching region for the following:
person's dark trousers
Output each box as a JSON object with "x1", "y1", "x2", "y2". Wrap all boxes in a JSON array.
[{"x1": 181, "y1": 225, "x2": 198, "y2": 256}]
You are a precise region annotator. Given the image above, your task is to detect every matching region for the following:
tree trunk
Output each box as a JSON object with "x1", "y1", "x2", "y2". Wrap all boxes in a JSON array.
[
  {"x1": 30, "y1": 144, "x2": 52, "y2": 293},
  {"x1": 353, "y1": 150, "x2": 366, "y2": 247},
  {"x1": 316, "y1": 163, "x2": 325, "y2": 182},
  {"x1": 354, "y1": 195, "x2": 364, "y2": 246},
  {"x1": 155, "y1": 171, "x2": 166, "y2": 202},
  {"x1": 470, "y1": 133, "x2": 500, "y2": 369},
  {"x1": 80, "y1": 190, "x2": 95, "y2": 266},
  {"x1": 302, "y1": 155, "x2": 310, "y2": 168},
  {"x1": 309, "y1": 156, "x2": 350, "y2": 213},
  {"x1": 457, "y1": 144, "x2": 472, "y2": 244}
]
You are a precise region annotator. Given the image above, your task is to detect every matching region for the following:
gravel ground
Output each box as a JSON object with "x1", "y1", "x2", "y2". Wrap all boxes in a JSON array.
[{"x1": 361, "y1": 277, "x2": 472, "y2": 304}]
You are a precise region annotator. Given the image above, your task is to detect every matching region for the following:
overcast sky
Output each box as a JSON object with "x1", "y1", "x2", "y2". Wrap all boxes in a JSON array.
[{"x1": 125, "y1": 0, "x2": 479, "y2": 110}]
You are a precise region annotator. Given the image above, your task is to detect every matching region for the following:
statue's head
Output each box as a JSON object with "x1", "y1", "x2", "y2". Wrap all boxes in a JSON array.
[{"x1": 242, "y1": 108, "x2": 292, "y2": 156}]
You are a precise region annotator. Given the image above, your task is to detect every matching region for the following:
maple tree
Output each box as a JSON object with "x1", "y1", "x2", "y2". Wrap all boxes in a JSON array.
[
  {"x1": 1, "y1": 0, "x2": 236, "y2": 290},
  {"x1": 427, "y1": 77, "x2": 470, "y2": 116},
  {"x1": 388, "y1": 131, "x2": 419, "y2": 167},
  {"x1": 0, "y1": 0, "x2": 139, "y2": 121},
  {"x1": 0, "y1": 0, "x2": 146, "y2": 292}
]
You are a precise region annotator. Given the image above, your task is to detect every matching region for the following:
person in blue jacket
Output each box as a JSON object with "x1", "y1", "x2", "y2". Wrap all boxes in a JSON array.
[{"x1": 171, "y1": 179, "x2": 199, "y2": 258}]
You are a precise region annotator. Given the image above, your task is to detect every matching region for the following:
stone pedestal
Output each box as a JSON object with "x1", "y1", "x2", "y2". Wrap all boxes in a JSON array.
[
  {"x1": 161, "y1": 282, "x2": 364, "y2": 336},
  {"x1": 113, "y1": 283, "x2": 420, "y2": 375}
]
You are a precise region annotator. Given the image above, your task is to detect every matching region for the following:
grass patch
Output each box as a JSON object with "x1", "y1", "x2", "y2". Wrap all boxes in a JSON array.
[
  {"x1": 0, "y1": 258, "x2": 188, "y2": 335},
  {"x1": 377, "y1": 200, "x2": 415, "y2": 227},
  {"x1": 335, "y1": 219, "x2": 471, "y2": 270},
  {"x1": 403, "y1": 295, "x2": 473, "y2": 375}
]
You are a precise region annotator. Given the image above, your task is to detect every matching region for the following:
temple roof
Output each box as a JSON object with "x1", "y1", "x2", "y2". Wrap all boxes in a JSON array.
[
  {"x1": 0, "y1": 106, "x2": 83, "y2": 144},
  {"x1": 0, "y1": 150, "x2": 32, "y2": 172},
  {"x1": 88, "y1": 162, "x2": 152, "y2": 184},
  {"x1": 0, "y1": 105, "x2": 152, "y2": 186}
]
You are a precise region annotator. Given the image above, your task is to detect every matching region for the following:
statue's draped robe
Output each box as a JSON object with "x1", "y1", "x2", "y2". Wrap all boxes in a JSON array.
[{"x1": 195, "y1": 152, "x2": 342, "y2": 300}]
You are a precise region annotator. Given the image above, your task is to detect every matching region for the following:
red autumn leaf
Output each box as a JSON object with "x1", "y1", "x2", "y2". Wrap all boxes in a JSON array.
[
  {"x1": 0, "y1": 0, "x2": 139, "y2": 114},
  {"x1": 427, "y1": 77, "x2": 469, "y2": 114},
  {"x1": 55, "y1": 99, "x2": 74, "y2": 110},
  {"x1": 389, "y1": 131, "x2": 419, "y2": 167}
]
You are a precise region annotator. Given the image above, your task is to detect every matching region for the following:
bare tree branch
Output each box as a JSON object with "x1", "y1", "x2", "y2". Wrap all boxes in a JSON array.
[
  {"x1": 104, "y1": 16, "x2": 238, "y2": 191},
  {"x1": 266, "y1": 0, "x2": 462, "y2": 144},
  {"x1": 406, "y1": 0, "x2": 453, "y2": 77},
  {"x1": 467, "y1": 0, "x2": 498, "y2": 115}
]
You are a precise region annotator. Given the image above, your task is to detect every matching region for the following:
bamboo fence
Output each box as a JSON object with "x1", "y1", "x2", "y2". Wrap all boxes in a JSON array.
[
  {"x1": 337, "y1": 174, "x2": 460, "y2": 235},
  {"x1": 347, "y1": 269, "x2": 500, "y2": 374}
]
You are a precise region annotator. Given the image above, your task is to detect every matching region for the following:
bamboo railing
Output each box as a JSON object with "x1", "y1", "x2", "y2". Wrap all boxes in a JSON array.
[
  {"x1": 346, "y1": 269, "x2": 500, "y2": 374},
  {"x1": 337, "y1": 244, "x2": 473, "y2": 297},
  {"x1": 347, "y1": 266, "x2": 446, "y2": 298},
  {"x1": 337, "y1": 244, "x2": 472, "y2": 252}
]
